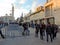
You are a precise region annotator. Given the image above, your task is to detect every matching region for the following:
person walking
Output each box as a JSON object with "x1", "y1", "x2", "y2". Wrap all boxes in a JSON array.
[
  {"x1": 0, "y1": 23, "x2": 5, "y2": 39},
  {"x1": 54, "y1": 24, "x2": 58, "y2": 38},
  {"x1": 46, "y1": 22, "x2": 53, "y2": 42},
  {"x1": 0, "y1": 30, "x2": 5, "y2": 39},
  {"x1": 39, "y1": 22, "x2": 46, "y2": 40},
  {"x1": 52, "y1": 24, "x2": 58, "y2": 39},
  {"x1": 22, "y1": 23, "x2": 30, "y2": 36},
  {"x1": 22, "y1": 23, "x2": 27, "y2": 36},
  {"x1": 35, "y1": 22, "x2": 40, "y2": 37}
]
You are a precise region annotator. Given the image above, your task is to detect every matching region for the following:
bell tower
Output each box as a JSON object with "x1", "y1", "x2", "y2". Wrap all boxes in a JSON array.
[{"x1": 12, "y1": 4, "x2": 14, "y2": 17}]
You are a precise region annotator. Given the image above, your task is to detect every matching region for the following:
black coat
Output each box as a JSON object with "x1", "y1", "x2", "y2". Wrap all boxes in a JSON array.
[
  {"x1": 35, "y1": 24, "x2": 40, "y2": 31},
  {"x1": 46, "y1": 24, "x2": 52, "y2": 34}
]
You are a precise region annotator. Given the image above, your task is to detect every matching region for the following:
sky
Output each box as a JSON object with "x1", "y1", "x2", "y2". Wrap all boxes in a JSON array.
[{"x1": 0, "y1": 0, "x2": 46, "y2": 19}]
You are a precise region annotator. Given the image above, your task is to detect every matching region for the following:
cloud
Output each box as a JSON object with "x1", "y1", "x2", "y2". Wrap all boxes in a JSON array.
[
  {"x1": 14, "y1": 7, "x2": 29, "y2": 19},
  {"x1": 0, "y1": 0, "x2": 15, "y2": 4},
  {"x1": 0, "y1": 0, "x2": 45, "y2": 19},
  {"x1": 0, "y1": 0, "x2": 29, "y2": 19},
  {"x1": 31, "y1": 0, "x2": 38, "y2": 12},
  {"x1": 24, "y1": 5, "x2": 31, "y2": 10},
  {"x1": 19, "y1": 0, "x2": 27, "y2": 4},
  {"x1": 0, "y1": 0, "x2": 16, "y2": 16},
  {"x1": 0, "y1": 3, "x2": 11, "y2": 16}
]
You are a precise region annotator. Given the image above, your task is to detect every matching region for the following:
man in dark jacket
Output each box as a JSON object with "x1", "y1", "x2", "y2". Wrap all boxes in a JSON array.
[
  {"x1": 46, "y1": 22, "x2": 53, "y2": 42},
  {"x1": 35, "y1": 22, "x2": 40, "y2": 37},
  {"x1": 40, "y1": 22, "x2": 46, "y2": 40},
  {"x1": 51, "y1": 24, "x2": 58, "y2": 39},
  {"x1": 22, "y1": 23, "x2": 28, "y2": 35}
]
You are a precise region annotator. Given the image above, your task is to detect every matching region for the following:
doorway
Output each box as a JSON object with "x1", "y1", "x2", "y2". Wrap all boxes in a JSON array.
[{"x1": 46, "y1": 17, "x2": 55, "y2": 24}]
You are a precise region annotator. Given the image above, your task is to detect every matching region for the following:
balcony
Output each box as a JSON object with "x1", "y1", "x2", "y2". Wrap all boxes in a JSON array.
[{"x1": 45, "y1": 4, "x2": 53, "y2": 17}]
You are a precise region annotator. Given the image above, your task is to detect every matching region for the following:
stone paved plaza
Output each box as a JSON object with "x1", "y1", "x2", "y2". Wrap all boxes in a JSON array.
[{"x1": 0, "y1": 24, "x2": 60, "y2": 45}]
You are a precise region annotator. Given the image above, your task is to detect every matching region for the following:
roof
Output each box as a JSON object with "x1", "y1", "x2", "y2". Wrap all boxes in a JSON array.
[
  {"x1": 29, "y1": 8, "x2": 44, "y2": 17},
  {"x1": 23, "y1": 8, "x2": 44, "y2": 18}
]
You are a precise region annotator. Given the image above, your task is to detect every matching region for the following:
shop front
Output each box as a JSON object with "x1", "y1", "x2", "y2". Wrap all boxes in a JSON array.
[{"x1": 43, "y1": 16, "x2": 55, "y2": 24}]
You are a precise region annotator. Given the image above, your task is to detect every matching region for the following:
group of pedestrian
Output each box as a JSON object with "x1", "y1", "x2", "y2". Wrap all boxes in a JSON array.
[
  {"x1": 35, "y1": 22, "x2": 58, "y2": 42},
  {"x1": 19, "y1": 21, "x2": 58, "y2": 42}
]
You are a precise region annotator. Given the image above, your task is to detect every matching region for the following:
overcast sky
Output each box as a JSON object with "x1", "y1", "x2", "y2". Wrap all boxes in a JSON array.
[{"x1": 0, "y1": 0, "x2": 46, "y2": 19}]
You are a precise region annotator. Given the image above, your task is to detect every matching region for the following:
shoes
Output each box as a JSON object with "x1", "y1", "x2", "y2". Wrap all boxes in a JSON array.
[{"x1": 2, "y1": 36, "x2": 5, "y2": 39}]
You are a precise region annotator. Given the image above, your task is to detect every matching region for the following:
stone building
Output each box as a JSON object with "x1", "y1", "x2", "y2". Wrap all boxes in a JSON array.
[
  {"x1": 30, "y1": 8, "x2": 45, "y2": 24},
  {"x1": 0, "y1": 16, "x2": 14, "y2": 23},
  {"x1": 22, "y1": 6, "x2": 45, "y2": 25},
  {"x1": 44, "y1": 0, "x2": 60, "y2": 25}
]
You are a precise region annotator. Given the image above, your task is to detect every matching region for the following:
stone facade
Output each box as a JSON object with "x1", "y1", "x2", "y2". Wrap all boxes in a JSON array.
[
  {"x1": 22, "y1": 0, "x2": 60, "y2": 25},
  {"x1": 22, "y1": 7, "x2": 45, "y2": 24},
  {"x1": 44, "y1": 0, "x2": 60, "y2": 25},
  {"x1": 30, "y1": 9, "x2": 45, "y2": 24}
]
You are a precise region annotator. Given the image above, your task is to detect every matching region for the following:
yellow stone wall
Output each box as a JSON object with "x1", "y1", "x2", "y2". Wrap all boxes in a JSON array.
[
  {"x1": 54, "y1": 8, "x2": 60, "y2": 25},
  {"x1": 45, "y1": 0, "x2": 60, "y2": 25},
  {"x1": 30, "y1": 11, "x2": 44, "y2": 21},
  {"x1": 53, "y1": 0, "x2": 60, "y2": 25},
  {"x1": 23, "y1": 0, "x2": 60, "y2": 25}
]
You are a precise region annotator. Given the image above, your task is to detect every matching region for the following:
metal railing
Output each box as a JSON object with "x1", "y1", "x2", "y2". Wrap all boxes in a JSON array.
[{"x1": 1, "y1": 26, "x2": 23, "y2": 38}]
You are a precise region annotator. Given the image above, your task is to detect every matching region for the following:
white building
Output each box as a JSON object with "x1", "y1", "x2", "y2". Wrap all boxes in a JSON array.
[
  {"x1": 0, "y1": 16, "x2": 15, "y2": 23},
  {"x1": 0, "y1": 4, "x2": 15, "y2": 23}
]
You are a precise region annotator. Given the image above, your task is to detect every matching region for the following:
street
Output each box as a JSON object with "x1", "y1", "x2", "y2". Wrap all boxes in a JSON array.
[
  {"x1": 0, "y1": 0, "x2": 60, "y2": 45},
  {"x1": 0, "y1": 24, "x2": 60, "y2": 45}
]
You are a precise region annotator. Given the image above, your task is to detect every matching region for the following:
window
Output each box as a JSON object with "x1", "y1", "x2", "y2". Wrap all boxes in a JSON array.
[
  {"x1": 45, "y1": 7, "x2": 50, "y2": 17},
  {"x1": 45, "y1": 5, "x2": 53, "y2": 17}
]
